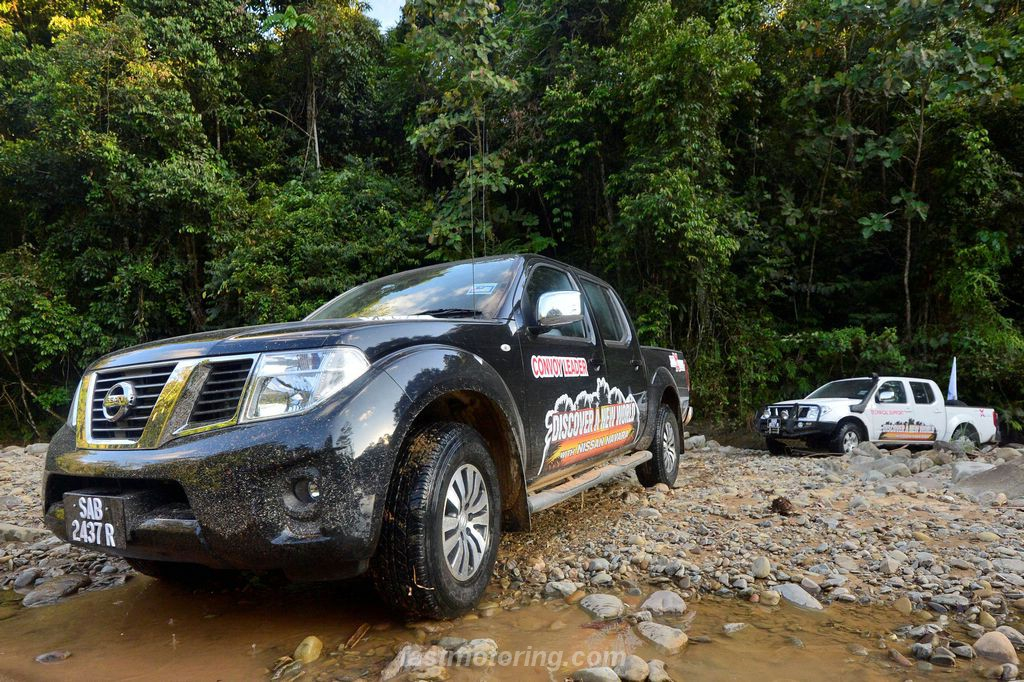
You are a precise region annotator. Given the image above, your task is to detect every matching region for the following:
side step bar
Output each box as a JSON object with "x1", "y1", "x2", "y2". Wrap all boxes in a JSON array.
[{"x1": 527, "y1": 450, "x2": 652, "y2": 514}]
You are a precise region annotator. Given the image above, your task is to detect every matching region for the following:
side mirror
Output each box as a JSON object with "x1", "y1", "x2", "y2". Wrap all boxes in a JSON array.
[
  {"x1": 536, "y1": 291, "x2": 583, "y2": 328},
  {"x1": 877, "y1": 390, "x2": 895, "y2": 403}
]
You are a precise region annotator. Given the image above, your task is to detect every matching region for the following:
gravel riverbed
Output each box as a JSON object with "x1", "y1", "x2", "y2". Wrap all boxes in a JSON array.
[{"x1": 3, "y1": 436, "x2": 1024, "y2": 680}]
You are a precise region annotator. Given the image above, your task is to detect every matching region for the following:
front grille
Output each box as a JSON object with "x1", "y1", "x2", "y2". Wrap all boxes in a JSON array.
[
  {"x1": 89, "y1": 364, "x2": 177, "y2": 441},
  {"x1": 766, "y1": 405, "x2": 811, "y2": 420},
  {"x1": 188, "y1": 358, "x2": 254, "y2": 425}
]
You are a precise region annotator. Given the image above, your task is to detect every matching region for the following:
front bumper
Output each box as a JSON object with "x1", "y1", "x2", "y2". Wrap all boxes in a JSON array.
[
  {"x1": 755, "y1": 407, "x2": 838, "y2": 440},
  {"x1": 43, "y1": 368, "x2": 408, "y2": 580}
]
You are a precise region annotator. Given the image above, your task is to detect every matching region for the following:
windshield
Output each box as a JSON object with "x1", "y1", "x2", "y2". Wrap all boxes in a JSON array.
[
  {"x1": 307, "y1": 257, "x2": 520, "y2": 321},
  {"x1": 806, "y1": 379, "x2": 875, "y2": 400}
]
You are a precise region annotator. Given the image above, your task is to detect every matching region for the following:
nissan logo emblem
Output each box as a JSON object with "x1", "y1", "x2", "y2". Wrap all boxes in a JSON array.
[{"x1": 101, "y1": 381, "x2": 137, "y2": 422}]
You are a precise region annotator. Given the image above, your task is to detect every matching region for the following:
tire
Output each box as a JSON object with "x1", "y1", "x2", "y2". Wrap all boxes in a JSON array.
[
  {"x1": 636, "y1": 405, "x2": 681, "y2": 487},
  {"x1": 829, "y1": 421, "x2": 865, "y2": 455},
  {"x1": 371, "y1": 422, "x2": 501, "y2": 619},
  {"x1": 765, "y1": 438, "x2": 788, "y2": 456},
  {"x1": 951, "y1": 423, "x2": 980, "y2": 448}
]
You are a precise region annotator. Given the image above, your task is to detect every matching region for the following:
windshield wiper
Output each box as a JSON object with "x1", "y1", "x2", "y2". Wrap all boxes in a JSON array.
[{"x1": 412, "y1": 308, "x2": 484, "y2": 319}]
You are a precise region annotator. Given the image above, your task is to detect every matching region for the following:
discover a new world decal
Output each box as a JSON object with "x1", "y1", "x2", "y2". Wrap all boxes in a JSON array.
[{"x1": 543, "y1": 378, "x2": 640, "y2": 468}]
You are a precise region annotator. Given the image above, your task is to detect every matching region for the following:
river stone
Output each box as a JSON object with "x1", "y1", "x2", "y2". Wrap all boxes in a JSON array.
[
  {"x1": 453, "y1": 638, "x2": 497, "y2": 665},
  {"x1": 930, "y1": 647, "x2": 956, "y2": 667},
  {"x1": 571, "y1": 667, "x2": 619, "y2": 682},
  {"x1": 893, "y1": 596, "x2": 913, "y2": 616},
  {"x1": 22, "y1": 574, "x2": 90, "y2": 608},
  {"x1": 0, "y1": 523, "x2": 48, "y2": 543},
  {"x1": 994, "y1": 558, "x2": 1024, "y2": 574},
  {"x1": 613, "y1": 654, "x2": 650, "y2": 681},
  {"x1": 13, "y1": 568, "x2": 41, "y2": 590},
  {"x1": 751, "y1": 557, "x2": 771, "y2": 579},
  {"x1": 774, "y1": 582, "x2": 823, "y2": 610},
  {"x1": 952, "y1": 461, "x2": 996, "y2": 483},
  {"x1": 381, "y1": 643, "x2": 448, "y2": 681},
  {"x1": 636, "y1": 622, "x2": 688, "y2": 652},
  {"x1": 293, "y1": 636, "x2": 323, "y2": 664},
  {"x1": 35, "y1": 650, "x2": 71, "y2": 664},
  {"x1": 647, "y1": 659, "x2": 673, "y2": 682},
  {"x1": 760, "y1": 590, "x2": 781, "y2": 606},
  {"x1": 640, "y1": 590, "x2": 687, "y2": 615},
  {"x1": 546, "y1": 580, "x2": 577, "y2": 598},
  {"x1": 588, "y1": 558, "x2": 610, "y2": 572},
  {"x1": 974, "y1": 631, "x2": 1020, "y2": 665},
  {"x1": 997, "y1": 626, "x2": 1024, "y2": 650},
  {"x1": 580, "y1": 594, "x2": 626, "y2": 619}
]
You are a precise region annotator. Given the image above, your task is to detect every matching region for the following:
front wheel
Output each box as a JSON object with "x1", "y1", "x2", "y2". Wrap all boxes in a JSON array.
[
  {"x1": 636, "y1": 405, "x2": 681, "y2": 487},
  {"x1": 371, "y1": 422, "x2": 501, "y2": 619},
  {"x1": 765, "y1": 438, "x2": 788, "y2": 456},
  {"x1": 829, "y1": 422, "x2": 865, "y2": 455}
]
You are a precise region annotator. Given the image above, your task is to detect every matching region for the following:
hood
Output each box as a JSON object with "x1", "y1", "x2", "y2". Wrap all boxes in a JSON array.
[
  {"x1": 89, "y1": 317, "x2": 500, "y2": 371},
  {"x1": 771, "y1": 397, "x2": 861, "y2": 407}
]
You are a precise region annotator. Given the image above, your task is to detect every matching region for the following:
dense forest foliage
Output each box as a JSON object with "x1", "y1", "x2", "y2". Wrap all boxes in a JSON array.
[{"x1": 1, "y1": 0, "x2": 1023, "y2": 440}]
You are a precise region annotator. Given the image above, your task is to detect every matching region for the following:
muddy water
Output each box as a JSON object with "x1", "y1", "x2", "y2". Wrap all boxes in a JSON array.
[{"x1": 0, "y1": 578, "x2": 997, "y2": 681}]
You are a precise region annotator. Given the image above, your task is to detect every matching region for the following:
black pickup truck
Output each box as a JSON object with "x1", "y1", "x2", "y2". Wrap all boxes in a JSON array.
[{"x1": 43, "y1": 255, "x2": 691, "y2": 617}]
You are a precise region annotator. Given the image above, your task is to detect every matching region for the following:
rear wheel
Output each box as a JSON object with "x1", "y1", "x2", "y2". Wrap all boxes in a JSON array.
[
  {"x1": 829, "y1": 422, "x2": 864, "y2": 455},
  {"x1": 951, "y1": 423, "x2": 980, "y2": 449},
  {"x1": 371, "y1": 422, "x2": 501, "y2": 619},
  {"x1": 637, "y1": 405, "x2": 681, "y2": 487}
]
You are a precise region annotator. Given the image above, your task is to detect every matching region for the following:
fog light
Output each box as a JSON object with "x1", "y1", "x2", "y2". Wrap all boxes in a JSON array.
[{"x1": 293, "y1": 477, "x2": 321, "y2": 505}]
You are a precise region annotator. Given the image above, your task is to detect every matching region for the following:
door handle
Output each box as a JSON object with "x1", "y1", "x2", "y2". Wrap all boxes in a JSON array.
[
  {"x1": 590, "y1": 356, "x2": 602, "y2": 372},
  {"x1": 632, "y1": 360, "x2": 642, "y2": 372}
]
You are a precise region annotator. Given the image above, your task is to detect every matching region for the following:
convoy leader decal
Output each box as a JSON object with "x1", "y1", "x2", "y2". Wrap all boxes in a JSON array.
[
  {"x1": 531, "y1": 355, "x2": 589, "y2": 379},
  {"x1": 543, "y1": 378, "x2": 639, "y2": 468}
]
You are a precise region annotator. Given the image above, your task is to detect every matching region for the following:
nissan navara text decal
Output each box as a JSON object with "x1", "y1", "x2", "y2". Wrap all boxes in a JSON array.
[{"x1": 543, "y1": 378, "x2": 639, "y2": 467}]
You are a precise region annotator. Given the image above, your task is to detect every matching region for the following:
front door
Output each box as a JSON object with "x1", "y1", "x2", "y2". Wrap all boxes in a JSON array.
[
  {"x1": 869, "y1": 379, "x2": 936, "y2": 443},
  {"x1": 518, "y1": 263, "x2": 610, "y2": 478}
]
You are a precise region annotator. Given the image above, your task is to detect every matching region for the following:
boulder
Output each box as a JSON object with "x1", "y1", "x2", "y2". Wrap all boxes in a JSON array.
[
  {"x1": 975, "y1": 631, "x2": 1020, "y2": 665},
  {"x1": 636, "y1": 622, "x2": 688, "y2": 652},
  {"x1": 774, "y1": 582, "x2": 823, "y2": 610},
  {"x1": 639, "y1": 590, "x2": 686, "y2": 615},
  {"x1": 951, "y1": 461, "x2": 996, "y2": 483},
  {"x1": 580, "y1": 594, "x2": 626, "y2": 619}
]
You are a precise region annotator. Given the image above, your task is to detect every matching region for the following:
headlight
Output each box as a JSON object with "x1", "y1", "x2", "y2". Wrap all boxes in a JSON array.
[
  {"x1": 805, "y1": 406, "x2": 820, "y2": 421},
  {"x1": 819, "y1": 405, "x2": 832, "y2": 418},
  {"x1": 762, "y1": 409, "x2": 771, "y2": 419},
  {"x1": 780, "y1": 409, "x2": 789, "y2": 419},
  {"x1": 242, "y1": 347, "x2": 370, "y2": 422},
  {"x1": 67, "y1": 377, "x2": 83, "y2": 427}
]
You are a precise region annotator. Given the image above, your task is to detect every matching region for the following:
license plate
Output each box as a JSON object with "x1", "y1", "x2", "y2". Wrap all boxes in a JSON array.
[
  {"x1": 63, "y1": 493, "x2": 127, "y2": 550},
  {"x1": 768, "y1": 418, "x2": 781, "y2": 434}
]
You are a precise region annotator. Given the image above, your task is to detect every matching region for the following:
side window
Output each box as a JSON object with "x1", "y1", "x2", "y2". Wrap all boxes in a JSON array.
[
  {"x1": 582, "y1": 280, "x2": 628, "y2": 343},
  {"x1": 911, "y1": 381, "x2": 935, "y2": 404},
  {"x1": 876, "y1": 380, "x2": 907, "y2": 404},
  {"x1": 526, "y1": 266, "x2": 587, "y2": 339}
]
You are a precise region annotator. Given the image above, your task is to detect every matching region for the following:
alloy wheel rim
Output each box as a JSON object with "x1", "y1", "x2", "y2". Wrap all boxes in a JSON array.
[
  {"x1": 441, "y1": 463, "x2": 490, "y2": 580},
  {"x1": 662, "y1": 420, "x2": 678, "y2": 472},
  {"x1": 843, "y1": 430, "x2": 860, "y2": 453}
]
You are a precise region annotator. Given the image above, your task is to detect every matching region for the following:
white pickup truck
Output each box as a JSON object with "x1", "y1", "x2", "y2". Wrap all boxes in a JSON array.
[{"x1": 756, "y1": 375, "x2": 1000, "y2": 455}]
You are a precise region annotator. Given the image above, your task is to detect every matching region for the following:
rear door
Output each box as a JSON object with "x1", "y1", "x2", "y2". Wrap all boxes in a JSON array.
[
  {"x1": 579, "y1": 277, "x2": 646, "y2": 452},
  {"x1": 517, "y1": 262, "x2": 605, "y2": 477},
  {"x1": 908, "y1": 380, "x2": 942, "y2": 442}
]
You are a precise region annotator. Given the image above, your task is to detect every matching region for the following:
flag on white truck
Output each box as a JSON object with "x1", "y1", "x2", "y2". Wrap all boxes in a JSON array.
[{"x1": 947, "y1": 357, "x2": 958, "y2": 402}]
